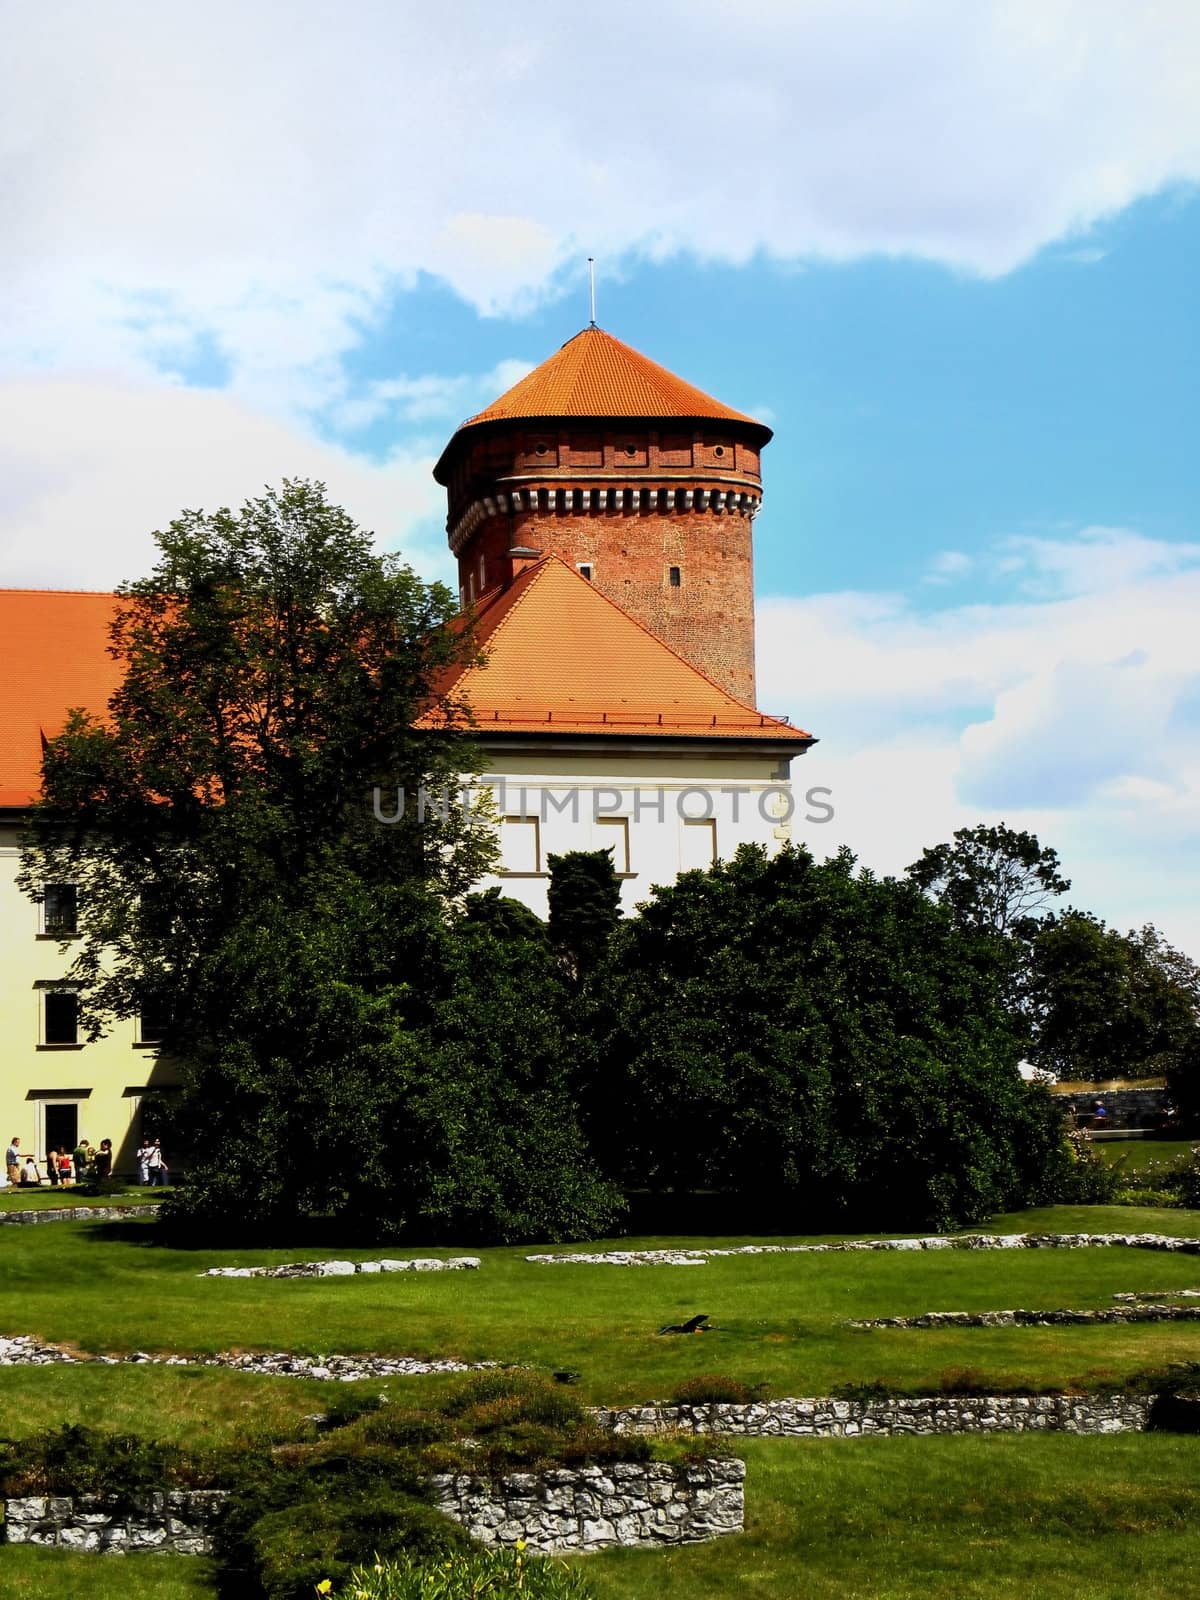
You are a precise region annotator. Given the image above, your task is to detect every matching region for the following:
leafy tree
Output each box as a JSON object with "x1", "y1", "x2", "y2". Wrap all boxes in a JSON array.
[
  {"x1": 581, "y1": 844, "x2": 1069, "y2": 1232},
  {"x1": 165, "y1": 879, "x2": 619, "y2": 1243},
  {"x1": 19, "y1": 481, "x2": 497, "y2": 1049},
  {"x1": 547, "y1": 848, "x2": 622, "y2": 980},
  {"x1": 1027, "y1": 913, "x2": 1200, "y2": 1094},
  {"x1": 908, "y1": 823, "x2": 1070, "y2": 939},
  {"x1": 16, "y1": 484, "x2": 626, "y2": 1239}
]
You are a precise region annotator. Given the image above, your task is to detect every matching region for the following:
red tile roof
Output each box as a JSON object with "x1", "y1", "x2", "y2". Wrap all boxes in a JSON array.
[
  {"x1": 421, "y1": 556, "x2": 812, "y2": 744},
  {"x1": 435, "y1": 328, "x2": 770, "y2": 479},
  {"x1": 0, "y1": 590, "x2": 122, "y2": 808},
  {"x1": 1, "y1": 570, "x2": 810, "y2": 809}
]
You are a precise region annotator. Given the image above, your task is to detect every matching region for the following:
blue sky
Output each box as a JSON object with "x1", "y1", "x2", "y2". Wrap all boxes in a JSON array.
[{"x1": 2, "y1": 0, "x2": 1198, "y2": 949}]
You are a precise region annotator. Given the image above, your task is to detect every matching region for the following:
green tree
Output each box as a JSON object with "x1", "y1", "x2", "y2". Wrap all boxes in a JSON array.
[
  {"x1": 19, "y1": 480, "x2": 496, "y2": 1048},
  {"x1": 547, "y1": 848, "x2": 622, "y2": 981},
  {"x1": 1027, "y1": 913, "x2": 1200, "y2": 1093},
  {"x1": 582, "y1": 844, "x2": 1068, "y2": 1232},
  {"x1": 908, "y1": 823, "x2": 1070, "y2": 939},
  {"x1": 166, "y1": 879, "x2": 619, "y2": 1243}
]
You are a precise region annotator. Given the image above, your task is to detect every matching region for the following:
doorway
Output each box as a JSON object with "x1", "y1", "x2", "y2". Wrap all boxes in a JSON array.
[{"x1": 44, "y1": 1103, "x2": 78, "y2": 1157}]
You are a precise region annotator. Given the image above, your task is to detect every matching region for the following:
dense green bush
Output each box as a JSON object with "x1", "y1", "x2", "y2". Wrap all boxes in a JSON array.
[
  {"x1": 161, "y1": 881, "x2": 621, "y2": 1247},
  {"x1": 580, "y1": 844, "x2": 1074, "y2": 1232},
  {"x1": 1056, "y1": 1131, "x2": 1122, "y2": 1204},
  {"x1": 209, "y1": 1371, "x2": 650, "y2": 1600},
  {"x1": 330, "y1": 1549, "x2": 596, "y2": 1599},
  {"x1": 0, "y1": 1424, "x2": 192, "y2": 1509}
]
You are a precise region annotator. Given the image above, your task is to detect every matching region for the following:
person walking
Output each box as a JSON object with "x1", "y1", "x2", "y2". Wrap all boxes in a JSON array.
[
  {"x1": 73, "y1": 1138, "x2": 91, "y2": 1186},
  {"x1": 147, "y1": 1139, "x2": 169, "y2": 1187},
  {"x1": 45, "y1": 1148, "x2": 60, "y2": 1188},
  {"x1": 136, "y1": 1138, "x2": 153, "y2": 1186},
  {"x1": 94, "y1": 1139, "x2": 113, "y2": 1181},
  {"x1": 5, "y1": 1137, "x2": 20, "y2": 1188}
]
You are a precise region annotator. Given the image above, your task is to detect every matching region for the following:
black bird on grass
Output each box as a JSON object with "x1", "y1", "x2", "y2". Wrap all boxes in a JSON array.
[{"x1": 658, "y1": 1313, "x2": 711, "y2": 1335}]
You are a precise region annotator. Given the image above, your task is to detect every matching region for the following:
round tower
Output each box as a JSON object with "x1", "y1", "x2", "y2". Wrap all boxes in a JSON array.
[{"x1": 432, "y1": 327, "x2": 771, "y2": 705}]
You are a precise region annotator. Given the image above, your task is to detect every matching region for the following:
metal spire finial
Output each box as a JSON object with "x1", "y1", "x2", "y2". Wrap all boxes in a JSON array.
[{"x1": 587, "y1": 257, "x2": 597, "y2": 328}]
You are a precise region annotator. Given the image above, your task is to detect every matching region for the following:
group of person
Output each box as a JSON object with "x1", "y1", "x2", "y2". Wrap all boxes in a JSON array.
[{"x1": 4, "y1": 1135, "x2": 170, "y2": 1188}]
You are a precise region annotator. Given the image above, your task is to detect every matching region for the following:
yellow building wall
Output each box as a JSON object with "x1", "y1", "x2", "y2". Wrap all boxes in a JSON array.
[{"x1": 0, "y1": 823, "x2": 178, "y2": 1182}]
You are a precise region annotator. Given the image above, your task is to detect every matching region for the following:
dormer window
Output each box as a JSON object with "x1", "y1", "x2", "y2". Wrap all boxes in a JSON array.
[{"x1": 577, "y1": 563, "x2": 593, "y2": 581}]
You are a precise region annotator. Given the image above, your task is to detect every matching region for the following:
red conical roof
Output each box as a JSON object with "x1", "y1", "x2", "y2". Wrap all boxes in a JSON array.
[{"x1": 435, "y1": 327, "x2": 770, "y2": 479}]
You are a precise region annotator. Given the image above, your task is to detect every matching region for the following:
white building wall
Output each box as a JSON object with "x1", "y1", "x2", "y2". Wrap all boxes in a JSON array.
[{"x1": 471, "y1": 744, "x2": 808, "y2": 917}]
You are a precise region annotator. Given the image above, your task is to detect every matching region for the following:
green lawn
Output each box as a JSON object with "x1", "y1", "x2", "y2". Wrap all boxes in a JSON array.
[
  {"x1": 1096, "y1": 1140, "x2": 1197, "y2": 1170},
  {"x1": 0, "y1": 1549, "x2": 214, "y2": 1598},
  {"x1": 7, "y1": 1437, "x2": 1200, "y2": 1600},
  {"x1": 581, "y1": 1434, "x2": 1200, "y2": 1599},
  {"x1": 2, "y1": 1206, "x2": 1199, "y2": 1598},
  {"x1": 0, "y1": 1185, "x2": 162, "y2": 1211},
  {"x1": 1, "y1": 1207, "x2": 1199, "y2": 1434}
]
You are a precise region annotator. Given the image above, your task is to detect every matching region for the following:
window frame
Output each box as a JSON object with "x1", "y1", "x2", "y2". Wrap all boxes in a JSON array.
[
  {"x1": 38, "y1": 985, "x2": 83, "y2": 1050},
  {"x1": 595, "y1": 815, "x2": 633, "y2": 876},
  {"x1": 496, "y1": 814, "x2": 543, "y2": 878},
  {"x1": 39, "y1": 883, "x2": 79, "y2": 939}
]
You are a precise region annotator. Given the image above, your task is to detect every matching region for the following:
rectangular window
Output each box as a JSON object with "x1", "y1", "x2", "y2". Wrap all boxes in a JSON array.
[
  {"x1": 577, "y1": 563, "x2": 593, "y2": 581},
  {"x1": 668, "y1": 566, "x2": 681, "y2": 587},
  {"x1": 498, "y1": 815, "x2": 541, "y2": 875},
  {"x1": 137, "y1": 996, "x2": 171, "y2": 1046},
  {"x1": 42, "y1": 884, "x2": 78, "y2": 936},
  {"x1": 595, "y1": 816, "x2": 631, "y2": 874},
  {"x1": 680, "y1": 818, "x2": 717, "y2": 871},
  {"x1": 43, "y1": 990, "x2": 80, "y2": 1046}
]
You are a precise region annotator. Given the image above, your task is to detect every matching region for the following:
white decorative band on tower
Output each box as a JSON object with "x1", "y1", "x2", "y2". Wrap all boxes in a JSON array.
[{"x1": 448, "y1": 486, "x2": 761, "y2": 554}]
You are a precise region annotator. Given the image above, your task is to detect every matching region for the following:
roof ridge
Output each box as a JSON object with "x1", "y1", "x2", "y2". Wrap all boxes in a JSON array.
[{"x1": 0, "y1": 587, "x2": 119, "y2": 598}]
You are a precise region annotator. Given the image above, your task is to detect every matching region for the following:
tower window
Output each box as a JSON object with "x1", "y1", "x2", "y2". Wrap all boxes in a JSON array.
[
  {"x1": 625, "y1": 444, "x2": 637, "y2": 457},
  {"x1": 669, "y1": 566, "x2": 681, "y2": 587},
  {"x1": 714, "y1": 445, "x2": 725, "y2": 457},
  {"x1": 577, "y1": 563, "x2": 593, "y2": 581},
  {"x1": 535, "y1": 443, "x2": 548, "y2": 455}
]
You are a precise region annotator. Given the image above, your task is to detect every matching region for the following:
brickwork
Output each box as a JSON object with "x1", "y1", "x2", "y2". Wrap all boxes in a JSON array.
[{"x1": 442, "y1": 424, "x2": 764, "y2": 704}]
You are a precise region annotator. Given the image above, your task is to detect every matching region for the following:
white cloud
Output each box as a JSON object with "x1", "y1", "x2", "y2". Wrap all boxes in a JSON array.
[
  {"x1": 995, "y1": 525, "x2": 1200, "y2": 597},
  {"x1": 924, "y1": 549, "x2": 974, "y2": 585},
  {"x1": 2, "y1": 0, "x2": 1199, "y2": 413},
  {"x1": 328, "y1": 360, "x2": 535, "y2": 433},
  {"x1": 760, "y1": 528, "x2": 1200, "y2": 952},
  {"x1": 0, "y1": 377, "x2": 452, "y2": 591}
]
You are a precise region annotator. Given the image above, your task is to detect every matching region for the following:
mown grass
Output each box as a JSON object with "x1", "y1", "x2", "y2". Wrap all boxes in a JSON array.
[
  {"x1": 0, "y1": 1185, "x2": 162, "y2": 1211},
  {"x1": 0, "y1": 1206, "x2": 1198, "y2": 1435},
  {"x1": 1096, "y1": 1140, "x2": 1197, "y2": 1171},
  {"x1": 0, "y1": 1549, "x2": 215, "y2": 1598},
  {"x1": 581, "y1": 1433, "x2": 1200, "y2": 1598},
  {"x1": 8, "y1": 1436, "x2": 1200, "y2": 1600},
  {"x1": 1, "y1": 1208, "x2": 1198, "y2": 1598}
]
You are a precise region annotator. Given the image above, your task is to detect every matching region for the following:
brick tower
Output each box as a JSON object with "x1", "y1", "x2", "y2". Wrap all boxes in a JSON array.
[{"x1": 433, "y1": 326, "x2": 771, "y2": 704}]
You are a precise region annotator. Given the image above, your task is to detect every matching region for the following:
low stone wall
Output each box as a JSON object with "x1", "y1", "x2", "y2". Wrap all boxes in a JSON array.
[
  {"x1": 0, "y1": 1334, "x2": 490, "y2": 1380},
  {"x1": 1051, "y1": 1086, "x2": 1168, "y2": 1129},
  {"x1": 429, "y1": 1459, "x2": 745, "y2": 1553},
  {"x1": 0, "y1": 1204, "x2": 160, "y2": 1226},
  {"x1": 853, "y1": 1306, "x2": 1200, "y2": 1329},
  {"x1": 527, "y1": 1232, "x2": 1200, "y2": 1266},
  {"x1": 593, "y1": 1395, "x2": 1154, "y2": 1438},
  {"x1": 203, "y1": 1256, "x2": 480, "y2": 1277},
  {"x1": 3, "y1": 1490, "x2": 226, "y2": 1553}
]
